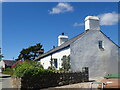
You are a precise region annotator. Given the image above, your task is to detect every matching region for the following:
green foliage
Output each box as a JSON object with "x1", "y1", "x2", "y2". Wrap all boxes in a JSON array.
[
  {"x1": 2, "y1": 68, "x2": 13, "y2": 75},
  {"x1": 17, "y1": 43, "x2": 44, "y2": 61},
  {"x1": 59, "y1": 67, "x2": 64, "y2": 71},
  {"x1": 26, "y1": 60, "x2": 44, "y2": 69},
  {"x1": 48, "y1": 66, "x2": 56, "y2": 70},
  {"x1": 61, "y1": 55, "x2": 71, "y2": 71},
  {"x1": 13, "y1": 61, "x2": 54, "y2": 77}
]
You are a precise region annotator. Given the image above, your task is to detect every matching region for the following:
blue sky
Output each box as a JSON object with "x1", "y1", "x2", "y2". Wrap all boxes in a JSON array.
[
  {"x1": 0, "y1": 2, "x2": 2, "y2": 50},
  {"x1": 2, "y1": 2, "x2": 119, "y2": 60}
]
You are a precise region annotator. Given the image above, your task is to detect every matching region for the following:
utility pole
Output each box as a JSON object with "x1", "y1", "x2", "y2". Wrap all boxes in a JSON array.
[
  {"x1": 0, "y1": 48, "x2": 3, "y2": 61},
  {"x1": 0, "y1": 48, "x2": 1, "y2": 61}
]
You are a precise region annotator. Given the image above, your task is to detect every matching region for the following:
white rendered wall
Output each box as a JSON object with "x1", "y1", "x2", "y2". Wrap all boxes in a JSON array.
[
  {"x1": 58, "y1": 35, "x2": 68, "y2": 46},
  {"x1": 38, "y1": 55, "x2": 51, "y2": 69},
  {"x1": 70, "y1": 30, "x2": 119, "y2": 78},
  {"x1": 39, "y1": 47, "x2": 70, "y2": 70},
  {"x1": 85, "y1": 20, "x2": 100, "y2": 31},
  {"x1": 85, "y1": 16, "x2": 100, "y2": 31}
]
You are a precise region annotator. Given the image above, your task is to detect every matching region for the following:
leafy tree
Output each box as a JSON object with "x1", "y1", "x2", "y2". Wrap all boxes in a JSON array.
[
  {"x1": 61, "y1": 55, "x2": 71, "y2": 71},
  {"x1": 17, "y1": 43, "x2": 44, "y2": 61}
]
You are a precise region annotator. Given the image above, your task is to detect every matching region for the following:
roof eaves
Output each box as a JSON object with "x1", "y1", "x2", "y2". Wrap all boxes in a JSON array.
[
  {"x1": 36, "y1": 45, "x2": 70, "y2": 60},
  {"x1": 35, "y1": 32, "x2": 86, "y2": 61},
  {"x1": 100, "y1": 31, "x2": 119, "y2": 48}
]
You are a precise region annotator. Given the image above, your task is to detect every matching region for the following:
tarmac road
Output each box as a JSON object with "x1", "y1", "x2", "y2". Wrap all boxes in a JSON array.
[{"x1": 0, "y1": 73, "x2": 13, "y2": 89}]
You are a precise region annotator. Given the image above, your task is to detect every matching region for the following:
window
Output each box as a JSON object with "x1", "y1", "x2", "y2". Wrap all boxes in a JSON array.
[
  {"x1": 53, "y1": 59, "x2": 57, "y2": 68},
  {"x1": 98, "y1": 40, "x2": 104, "y2": 50}
]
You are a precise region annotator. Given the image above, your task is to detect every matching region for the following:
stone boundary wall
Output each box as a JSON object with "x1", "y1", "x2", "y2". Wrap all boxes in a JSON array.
[
  {"x1": 12, "y1": 77, "x2": 21, "y2": 89},
  {"x1": 13, "y1": 68, "x2": 89, "y2": 89}
]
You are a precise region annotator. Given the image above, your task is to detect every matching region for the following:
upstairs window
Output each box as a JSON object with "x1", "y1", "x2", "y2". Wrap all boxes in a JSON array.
[
  {"x1": 99, "y1": 41, "x2": 102, "y2": 48},
  {"x1": 98, "y1": 40, "x2": 104, "y2": 50}
]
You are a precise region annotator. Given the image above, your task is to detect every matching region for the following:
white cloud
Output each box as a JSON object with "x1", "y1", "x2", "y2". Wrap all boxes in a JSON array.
[
  {"x1": 73, "y1": 22, "x2": 84, "y2": 27},
  {"x1": 49, "y1": 2, "x2": 73, "y2": 14},
  {"x1": 98, "y1": 12, "x2": 119, "y2": 26},
  {"x1": 73, "y1": 12, "x2": 119, "y2": 27}
]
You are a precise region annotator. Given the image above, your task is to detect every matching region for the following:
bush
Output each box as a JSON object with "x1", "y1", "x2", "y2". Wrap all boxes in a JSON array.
[
  {"x1": 13, "y1": 61, "x2": 54, "y2": 77},
  {"x1": 48, "y1": 66, "x2": 56, "y2": 70},
  {"x1": 11, "y1": 60, "x2": 23, "y2": 68},
  {"x1": 61, "y1": 55, "x2": 71, "y2": 71},
  {"x1": 2, "y1": 68, "x2": 13, "y2": 75}
]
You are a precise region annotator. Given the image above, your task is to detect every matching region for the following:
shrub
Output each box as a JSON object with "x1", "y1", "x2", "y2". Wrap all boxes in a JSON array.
[
  {"x1": 61, "y1": 55, "x2": 71, "y2": 71},
  {"x1": 48, "y1": 66, "x2": 56, "y2": 70},
  {"x1": 11, "y1": 60, "x2": 23, "y2": 68},
  {"x1": 27, "y1": 60, "x2": 44, "y2": 69},
  {"x1": 13, "y1": 61, "x2": 53, "y2": 77},
  {"x1": 2, "y1": 68, "x2": 13, "y2": 75}
]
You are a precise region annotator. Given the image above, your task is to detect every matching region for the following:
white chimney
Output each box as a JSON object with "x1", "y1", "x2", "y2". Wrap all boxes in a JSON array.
[
  {"x1": 58, "y1": 33, "x2": 68, "y2": 46},
  {"x1": 85, "y1": 16, "x2": 100, "y2": 31}
]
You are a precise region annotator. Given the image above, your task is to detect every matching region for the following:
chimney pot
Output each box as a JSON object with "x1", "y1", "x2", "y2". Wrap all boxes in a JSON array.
[
  {"x1": 85, "y1": 16, "x2": 100, "y2": 31},
  {"x1": 62, "y1": 33, "x2": 64, "y2": 35},
  {"x1": 58, "y1": 33, "x2": 68, "y2": 46}
]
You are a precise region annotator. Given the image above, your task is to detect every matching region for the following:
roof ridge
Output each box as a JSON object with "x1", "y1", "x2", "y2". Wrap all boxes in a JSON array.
[
  {"x1": 100, "y1": 31, "x2": 119, "y2": 48},
  {"x1": 35, "y1": 31, "x2": 87, "y2": 60}
]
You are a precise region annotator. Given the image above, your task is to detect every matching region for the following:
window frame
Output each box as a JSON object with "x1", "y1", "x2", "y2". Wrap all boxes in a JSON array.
[{"x1": 98, "y1": 40, "x2": 104, "y2": 50}]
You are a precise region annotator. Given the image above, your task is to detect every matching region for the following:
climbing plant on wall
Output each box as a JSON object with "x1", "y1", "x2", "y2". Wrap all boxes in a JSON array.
[{"x1": 61, "y1": 55, "x2": 71, "y2": 71}]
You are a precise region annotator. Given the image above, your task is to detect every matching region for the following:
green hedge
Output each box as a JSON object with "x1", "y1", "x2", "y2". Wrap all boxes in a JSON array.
[
  {"x1": 2, "y1": 68, "x2": 13, "y2": 75},
  {"x1": 13, "y1": 61, "x2": 54, "y2": 77}
]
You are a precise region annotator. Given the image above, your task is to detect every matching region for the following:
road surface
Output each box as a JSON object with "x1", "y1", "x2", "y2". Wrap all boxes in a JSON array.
[{"x1": 0, "y1": 73, "x2": 13, "y2": 89}]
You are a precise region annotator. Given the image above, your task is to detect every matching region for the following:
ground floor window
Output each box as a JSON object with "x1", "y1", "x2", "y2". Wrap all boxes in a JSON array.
[{"x1": 53, "y1": 59, "x2": 57, "y2": 68}]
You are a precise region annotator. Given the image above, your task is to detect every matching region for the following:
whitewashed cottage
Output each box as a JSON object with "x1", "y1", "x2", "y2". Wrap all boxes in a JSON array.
[
  {"x1": 36, "y1": 16, "x2": 119, "y2": 78},
  {"x1": 0, "y1": 60, "x2": 5, "y2": 72}
]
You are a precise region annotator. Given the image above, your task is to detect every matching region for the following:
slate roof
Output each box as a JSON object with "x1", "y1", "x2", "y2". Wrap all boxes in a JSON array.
[
  {"x1": 35, "y1": 32, "x2": 87, "y2": 60},
  {"x1": 100, "y1": 31, "x2": 120, "y2": 48},
  {"x1": 35, "y1": 30, "x2": 120, "y2": 61},
  {"x1": 3, "y1": 60, "x2": 16, "y2": 67}
]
